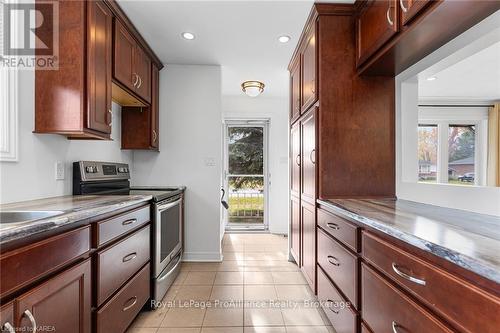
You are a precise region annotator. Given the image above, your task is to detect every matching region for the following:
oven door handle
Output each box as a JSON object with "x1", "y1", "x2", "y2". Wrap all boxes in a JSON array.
[
  {"x1": 158, "y1": 253, "x2": 182, "y2": 282},
  {"x1": 157, "y1": 198, "x2": 182, "y2": 212}
]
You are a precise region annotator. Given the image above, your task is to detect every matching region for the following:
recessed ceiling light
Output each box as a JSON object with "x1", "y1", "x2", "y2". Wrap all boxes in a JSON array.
[
  {"x1": 181, "y1": 32, "x2": 195, "y2": 40},
  {"x1": 427, "y1": 76, "x2": 437, "y2": 81},
  {"x1": 278, "y1": 35, "x2": 291, "y2": 43}
]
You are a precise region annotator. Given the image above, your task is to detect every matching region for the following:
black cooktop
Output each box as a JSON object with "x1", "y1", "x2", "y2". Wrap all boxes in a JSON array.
[{"x1": 129, "y1": 187, "x2": 184, "y2": 202}]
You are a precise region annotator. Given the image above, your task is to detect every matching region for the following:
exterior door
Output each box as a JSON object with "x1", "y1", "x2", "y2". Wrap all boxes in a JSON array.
[
  {"x1": 87, "y1": 0, "x2": 112, "y2": 134},
  {"x1": 15, "y1": 259, "x2": 91, "y2": 333},
  {"x1": 224, "y1": 121, "x2": 268, "y2": 230},
  {"x1": 301, "y1": 24, "x2": 317, "y2": 112},
  {"x1": 301, "y1": 200, "x2": 316, "y2": 292},
  {"x1": 301, "y1": 108, "x2": 317, "y2": 205}
]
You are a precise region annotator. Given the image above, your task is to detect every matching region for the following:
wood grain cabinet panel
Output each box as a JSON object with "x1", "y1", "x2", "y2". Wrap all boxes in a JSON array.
[
  {"x1": 290, "y1": 195, "x2": 301, "y2": 266},
  {"x1": 87, "y1": 0, "x2": 113, "y2": 134},
  {"x1": 113, "y1": 19, "x2": 136, "y2": 92},
  {"x1": 134, "y1": 46, "x2": 152, "y2": 103},
  {"x1": 0, "y1": 302, "x2": 14, "y2": 333},
  {"x1": 150, "y1": 63, "x2": 160, "y2": 149},
  {"x1": 15, "y1": 259, "x2": 91, "y2": 333},
  {"x1": 362, "y1": 231, "x2": 500, "y2": 333},
  {"x1": 356, "y1": 0, "x2": 399, "y2": 66},
  {"x1": 317, "y1": 228, "x2": 359, "y2": 309},
  {"x1": 290, "y1": 122, "x2": 301, "y2": 198},
  {"x1": 96, "y1": 225, "x2": 150, "y2": 306},
  {"x1": 362, "y1": 263, "x2": 453, "y2": 333},
  {"x1": 300, "y1": 108, "x2": 317, "y2": 205},
  {"x1": 290, "y1": 56, "x2": 301, "y2": 122},
  {"x1": 301, "y1": 200, "x2": 316, "y2": 292},
  {"x1": 301, "y1": 24, "x2": 317, "y2": 112},
  {"x1": 317, "y1": 267, "x2": 358, "y2": 333},
  {"x1": 399, "y1": 0, "x2": 432, "y2": 26},
  {"x1": 96, "y1": 263, "x2": 150, "y2": 333},
  {"x1": 317, "y1": 208, "x2": 359, "y2": 253}
]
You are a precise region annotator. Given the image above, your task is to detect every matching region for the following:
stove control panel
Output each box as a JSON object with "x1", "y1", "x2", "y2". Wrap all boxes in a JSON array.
[{"x1": 74, "y1": 161, "x2": 130, "y2": 181}]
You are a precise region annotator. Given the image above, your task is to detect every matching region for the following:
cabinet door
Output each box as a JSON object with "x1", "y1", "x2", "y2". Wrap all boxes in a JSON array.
[
  {"x1": 114, "y1": 19, "x2": 136, "y2": 92},
  {"x1": 87, "y1": 0, "x2": 112, "y2": 134},
  {"x1": 301, "y1": 108, "x2": 316, "y2": 205},
  {"x1": 301, "y1": 24, "x2": 317, "y2": 112},
  {"x1": 399, "y1": 0, "x2": 432, "y2": 26},
  {"x1": 15, "y1": 259, "x2": 91, "y2": 333},
  {"x1": 290, "y1": 195, "x2": 301, "y2": 265},
  {"x1": 150, "y1": 63, "x2": 160, "y2": 149},
  {"x1": 290, "y1": 57, "x2": 301, "y2": 122},
  {"x1": 301, "y1": 200, "x2": 316, "y2": 292},
  {"x1": 1, "y1": 302, "x2": 14, "y2": 333},
  {"x1": 357, "y1": 0, "x2": 399, "y2": 66},
  {"x1": 290, "y1": 122, "x2": 301, "y2": 197},
  {"x1": 134, "y1": 46, "x2": 152, "y2": 103}
]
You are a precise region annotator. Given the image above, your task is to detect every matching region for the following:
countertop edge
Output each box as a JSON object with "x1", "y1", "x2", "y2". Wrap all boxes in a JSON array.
[{"x1": 317, "y1": 199, "x2": 500, "y2": 285}]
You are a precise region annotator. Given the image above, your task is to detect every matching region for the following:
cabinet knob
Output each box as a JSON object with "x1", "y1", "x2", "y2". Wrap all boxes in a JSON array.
[
  {"x1": 153, "y1": 129, "x2": 157, "y2": 143},
  {"x1": 137, "y1": 75, "x2": 143, "y2": 89},
  {"x1": 310, "y1": 149, "x2": 316, "y2": 164},
  {"x1": 386, "y1": 7, "x2": 394, "y2": 26},
  {"x1": 2, "y1": 322, "x2": 15, "y2": 333},
  {"x1": 132, "y1": 73, "x2": 139, "y2": 87},
  {"x1": 23, "y1": 310, "x2": 37, "y2": 333},
  {"x1": 399, "y1": 0, "x2": 408, "y2": 13}
]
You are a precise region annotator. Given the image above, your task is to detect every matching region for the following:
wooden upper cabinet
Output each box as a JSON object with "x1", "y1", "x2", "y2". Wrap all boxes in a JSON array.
[
  {"x1": 113, "y1": 19, "x2": 152, "y2": 103},
  {"x1": 87, "y1": 0, "x2": 113, "y2": 135},
  {"x1": 301, "y1": 24, "x2": 317, "y2": 112},
  {"x1": 290, "y1": 57, "x2": 301, "y2": 122},
  {"x1": 114, "y1": 19, "x2": 136, "y2": 92},
  {"x1": 150, "y1": 63, "x2": 160, "y2": 148},
  {"x1": 15, "y1": 259, "x2": 91, "y2": 333},
  {"x1": 301, "y1": 108, "x2": 317, "y2": 205},
  {"x1": 290, "y1": 122, "x2": 301, "y2": 197},
  {"x1": 357, "y1": 0, "x2": 399, "y2": 66},
  {"x1": 399, "y1": 0, "x2": 432, "y2": 26}
]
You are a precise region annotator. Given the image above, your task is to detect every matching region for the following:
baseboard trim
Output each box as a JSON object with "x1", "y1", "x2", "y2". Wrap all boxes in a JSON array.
[{"x1": 182, "y1": 251, "x2": 223, "y2": 262}]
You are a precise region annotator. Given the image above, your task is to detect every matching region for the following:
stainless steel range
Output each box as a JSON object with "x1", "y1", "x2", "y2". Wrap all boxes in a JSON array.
[{"x1": 73, "y1": 161, "x2": 184, "y2": 307}]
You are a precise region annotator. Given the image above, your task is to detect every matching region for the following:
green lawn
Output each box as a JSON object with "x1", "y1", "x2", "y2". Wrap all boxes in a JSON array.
[{"x1": 419, "y1": 179, "x2": 473, "y2": 186}]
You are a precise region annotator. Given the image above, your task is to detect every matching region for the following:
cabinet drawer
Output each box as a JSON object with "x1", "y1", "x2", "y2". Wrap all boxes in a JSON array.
[
  {"x1": 317, "y1": 267, "x2": 358, "y2": 333},
  {"x1": 96, "y1": 225, "x2": 150, "y2": 305},
  {"x1": 96, "y1": 263, "x2": 150, "y2": 333},
  {"x1": 362, "y1": 263, "x2": 453, "y2": 333},
  {"x1": 318, "y1": 208, "x2": 359, "y2": 252},
  {"x1": 0, "y1": 226, "x2": 90, "y2": 298},
  {"x1": 362, "y1": 231, "x2": 500, "y2": 333},
  {"x1": 317, "y1": 228, "x2": 358, "y2": 309},
  {"x1": 95, "y1": 205, "x2": 150, "y2": 247}
]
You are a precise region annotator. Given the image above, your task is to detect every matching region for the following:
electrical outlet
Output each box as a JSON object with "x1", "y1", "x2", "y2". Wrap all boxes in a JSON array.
[{"x1": 55, "y1": 161, "x2": 65, "y2": 180}]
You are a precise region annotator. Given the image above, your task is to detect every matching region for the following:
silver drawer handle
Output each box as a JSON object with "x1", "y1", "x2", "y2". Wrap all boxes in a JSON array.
[
  {"x1": 326, "y1": 222, "x2": 339, "y2": 230},
  {"x1": 392, "y1": 263, "x2": 426, "y2": 286},
  {"x1": 327, "y1": 255, "x2": 340, "y2": 267},
  {"x1": 326, "y1": 299, "x2": 339, "y2": 314},
  {"x1": 122, "y1": 296, "x2": 138, "y2": 311},
  {"x1": 23, "y1": 310, "x2": 37, "y2": 333},
  {"x1": 122, "y1": 218, "x2": 137, "y2": 226},
  {"x1": 399, "y1": 0, "x2": 408, "y2": 13},
  {"x1": 392, "y1": 321, "x2": 401, "y2": 333},
  {"x1": 2, "y1": 322, "x2": 15, "y2": 333},
  {"x1": 123, "y1": 252, "x2": 137, "y2": 262}
]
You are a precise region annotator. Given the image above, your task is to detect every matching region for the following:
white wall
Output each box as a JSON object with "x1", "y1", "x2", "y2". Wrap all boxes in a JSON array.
[
  {"x1": 132, "y1": 65, "x2": 223, "y2": 261},
  {"x1": 222, "y1": 95, "x2": 289, "y2": 234},
  {"x1": 0, "y1": 70, "x2": 132, "y2": 204}
]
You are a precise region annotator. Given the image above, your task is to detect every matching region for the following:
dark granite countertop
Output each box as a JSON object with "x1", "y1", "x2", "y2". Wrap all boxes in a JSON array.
[
  {"x1": 318, "y1": 198, "x2": 500, "y2": 284},
  {"x1": 0, "y1": 195, "x2": 152, "y2": 247}
]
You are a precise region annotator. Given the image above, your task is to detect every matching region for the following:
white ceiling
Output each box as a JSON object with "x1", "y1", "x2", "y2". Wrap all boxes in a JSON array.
[
  {"x1": 419, "y1": 41, "x2": 500, "y2": 102},
  {"x1": 117, "y1": 0, "x2": 354, "y2": 98}
]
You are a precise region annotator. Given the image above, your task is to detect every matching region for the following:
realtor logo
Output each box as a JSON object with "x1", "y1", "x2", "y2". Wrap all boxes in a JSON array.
[{"x1": 1, "y1": 1, "x2": 59, "y2": 69}]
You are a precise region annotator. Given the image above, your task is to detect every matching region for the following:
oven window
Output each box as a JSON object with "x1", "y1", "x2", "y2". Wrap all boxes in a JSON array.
[{"x1": 160, "y1": 202, "x2": 180, "y2": 262}]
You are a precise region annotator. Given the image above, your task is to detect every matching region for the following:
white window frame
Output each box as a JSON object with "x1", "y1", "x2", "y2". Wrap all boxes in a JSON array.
[
  {"x1": 396, "y1": 10, "x2": 500, "y2": 216},
  {"x1": 0, "y1": 67, "x2": 18, "y2": 162},
  {"x1": 418, "y1": 106, "x2": 488, "y2": 186}
]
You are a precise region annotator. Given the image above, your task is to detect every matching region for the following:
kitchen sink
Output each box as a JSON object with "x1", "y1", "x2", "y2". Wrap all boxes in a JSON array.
[{"x1": 0, "y1": 210, "x2": 65, "y2": 224}]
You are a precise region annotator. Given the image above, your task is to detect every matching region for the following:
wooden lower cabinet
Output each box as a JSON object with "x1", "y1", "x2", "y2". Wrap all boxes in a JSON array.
[
  {"x1": 361, "y1": 263, "x2": 453, "y2": 333},
  {"x1": 301, "y1": 200, "x2": 316, "y2": 292},
  {"x1": 15, "y1": 259, "x2": 91, "y2": 333},
  {"x1": 0, "y1": 302, "x2": 14, "y2": 333}
]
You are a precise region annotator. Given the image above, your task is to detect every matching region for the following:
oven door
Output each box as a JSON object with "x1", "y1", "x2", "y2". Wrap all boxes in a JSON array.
[{"x1": 155, "y1": 196, "x2": 182, "y2": 277}]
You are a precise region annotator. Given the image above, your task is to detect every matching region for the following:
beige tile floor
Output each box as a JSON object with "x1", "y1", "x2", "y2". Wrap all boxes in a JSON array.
[{"x1": 128, "y1": 233, "x2": 334, "y2": 333}]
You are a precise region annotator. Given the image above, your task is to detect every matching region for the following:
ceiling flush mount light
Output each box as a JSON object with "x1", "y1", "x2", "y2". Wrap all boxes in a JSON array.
[
  {"x1": 241, "y1": 80, "x2": 265, "y2": 97},
  {"x1": 181, "y1": 32, "x2": 195, "y2": 40},
  {"x1": 427, "y1": 76, "x2": 437, "y2": 81},
  {"x1": 278, "y1": 35, "x2": 291, "y2": 43}
]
